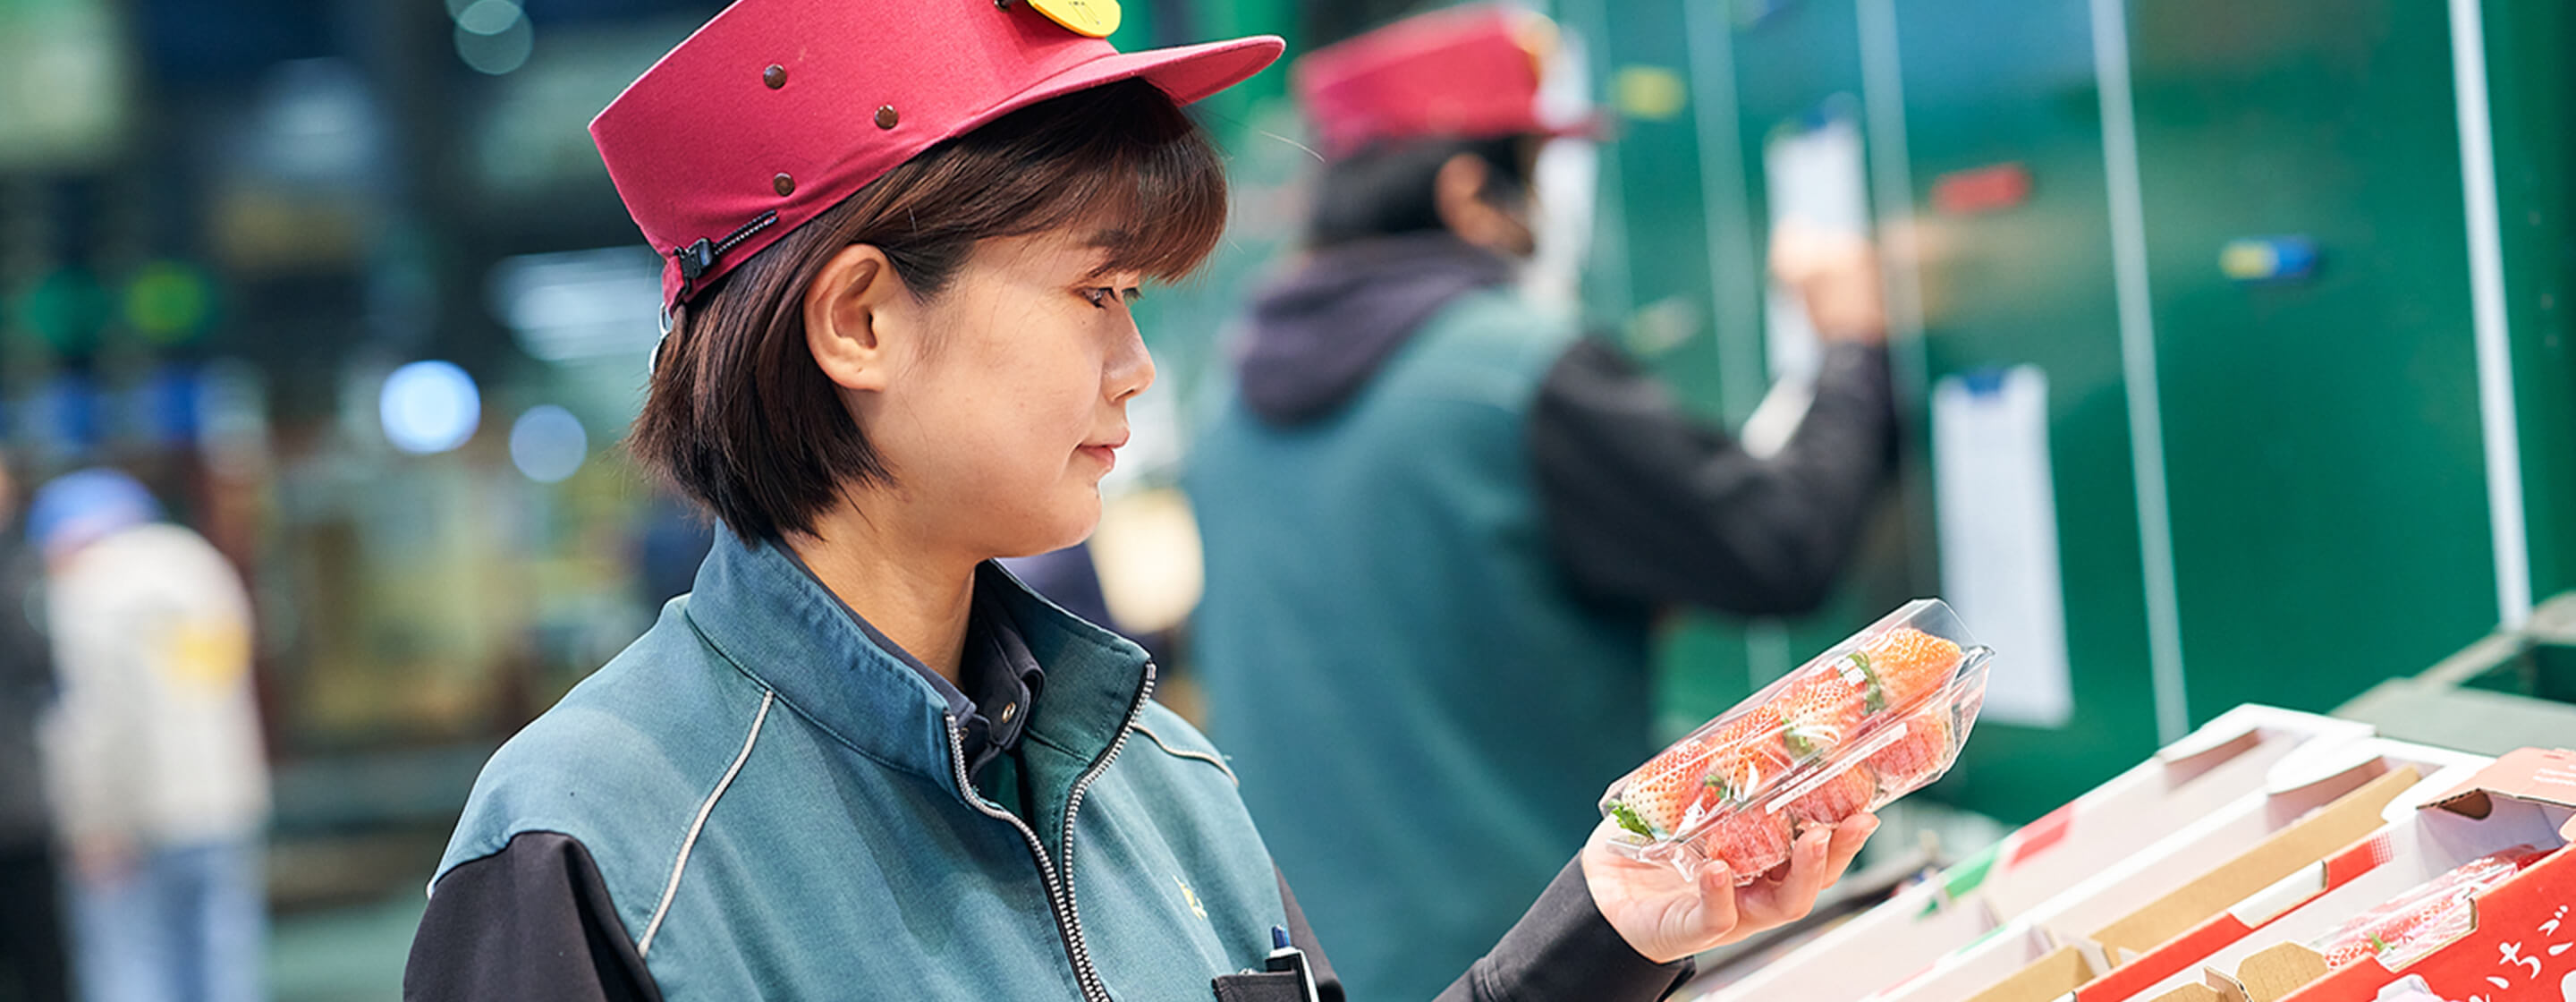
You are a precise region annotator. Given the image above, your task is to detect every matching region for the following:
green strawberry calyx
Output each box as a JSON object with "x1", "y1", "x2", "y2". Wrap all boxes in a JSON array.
[
  {"x1": 1846, "y1": 650, "x2": 1890, "y2": 714},
  {"x1": 1607, "y1": 800, "x2": 1657, "y2": 838},
  {"x1": 1784, "y1": 726, "x2": 1833, "y2": 760}
]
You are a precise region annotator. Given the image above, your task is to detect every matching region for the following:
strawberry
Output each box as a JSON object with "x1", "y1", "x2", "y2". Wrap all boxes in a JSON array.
[
  {"x1": 1865, "y1": 702, "x2": 1956, "y2": 792},
  {"x1": 1856, "y1": 626, "x2": 1965, "y2": 715},
  {"x1": 2333, "y1": 913, "x2": 2436, "y2": 971},
  {"x1": 2310, "y1": 846, "x2": 2549, "y2": 970},
  {"x1": 1775, "y1": 670, "x2": 1871, "y2": 760},
  {"x1": 1698, "y1": 706, "x2": 1793, "y2": 808},
  {"x1": 2320, "y1": 937, "x2": 2379, "y2": 970},
  {"x1": 1788, "y1": 762, "x2": 1880, "y2": 828},
  {"x1": 1696, "y1": 807, "x2": 1797, "y2": 882},
  {"x1": 1606, "y1": 736, "x2": 1711, "y2": 838}
]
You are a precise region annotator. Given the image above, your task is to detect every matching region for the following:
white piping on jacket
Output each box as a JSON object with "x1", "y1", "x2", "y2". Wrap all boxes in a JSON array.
[
  {"x1": 637, "y1": 690, "x2": 775, "y2": 958},
  {"x1": 1131, "y1": 719, "x2": 1238, "y2": 786}
]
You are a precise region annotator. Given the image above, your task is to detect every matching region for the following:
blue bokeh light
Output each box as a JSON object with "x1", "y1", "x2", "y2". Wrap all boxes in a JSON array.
[
  {"x1": 379, "y1": 360, "x2": 480, "y2": 454},
  {"x1": 509, "y1": 404, "x2": 588, "y2": 483}
]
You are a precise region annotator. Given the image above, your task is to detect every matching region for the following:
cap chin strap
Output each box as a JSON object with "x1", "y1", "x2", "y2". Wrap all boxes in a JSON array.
[{"x1": 652, "y1": 301, "x2": 684, "y2": 377}]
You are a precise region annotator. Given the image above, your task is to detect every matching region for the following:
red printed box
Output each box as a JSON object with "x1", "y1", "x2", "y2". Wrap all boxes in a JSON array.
[{"x1": 2135, "y1": 748, "x2": 2576, "y2": 1002}]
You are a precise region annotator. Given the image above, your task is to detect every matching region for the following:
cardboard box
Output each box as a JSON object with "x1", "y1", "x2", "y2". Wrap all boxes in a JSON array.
[
  {"x1": 1692, "y1": 707, "x2": 2370, "y2": 1002},
  {"x1": 2131, "y1": 748, "x2": 2576, "y2": 1002},
  {"x1": 1870, "y1": 739, "x2": 2491, "y2": 1002},
  {"x1": 1888, "y1": 930, "x2": 2101, "y2": 1002}
]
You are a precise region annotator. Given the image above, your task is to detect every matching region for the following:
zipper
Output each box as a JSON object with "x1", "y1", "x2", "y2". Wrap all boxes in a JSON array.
[{"x1": 945, "y1": 659, "x2": 1157, "y2": 1002}]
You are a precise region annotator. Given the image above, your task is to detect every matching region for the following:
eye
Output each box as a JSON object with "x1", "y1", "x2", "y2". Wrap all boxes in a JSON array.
[{"x1": 1080, "y1": 286, "x2": 1144, "y2": 310}]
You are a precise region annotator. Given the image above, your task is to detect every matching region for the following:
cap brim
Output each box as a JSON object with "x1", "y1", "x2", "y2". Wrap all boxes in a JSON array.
[{"x1": 960, "y1": 34, "x2": 1285, "y2": 140}]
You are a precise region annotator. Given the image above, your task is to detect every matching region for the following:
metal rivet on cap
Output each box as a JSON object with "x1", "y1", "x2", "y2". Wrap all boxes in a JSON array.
[
  {"x1": 773, "y1": 173, "x2": 795, "y2": 197},
  {"x1": 875, "y1": 105, "x2": 900, "y2": 129},
  {"x1": 763, "y1": 64, "x2": 786, "y2": 89}
]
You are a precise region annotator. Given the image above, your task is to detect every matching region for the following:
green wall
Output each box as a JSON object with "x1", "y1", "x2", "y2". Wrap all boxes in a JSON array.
[
  {"x1": 1566, "y1": 0, "x2": 2565, "y2": 822},
  {"x1": 1161, "y1": 0, "x2": 2573, "y2": 825}
]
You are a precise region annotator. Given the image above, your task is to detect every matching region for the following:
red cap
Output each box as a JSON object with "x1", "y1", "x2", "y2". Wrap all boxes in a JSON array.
[
  {"x1": 591, "y1": 0, "x2": 1283, "y2": 308},
  {"x1": 1292, "y1": 4, "x2": 1590, "y2": 158}
]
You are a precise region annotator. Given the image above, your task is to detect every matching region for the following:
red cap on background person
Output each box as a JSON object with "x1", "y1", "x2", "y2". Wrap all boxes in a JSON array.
[
  {"x1": 590, "y1": 0, "x2": 1283, "y2": 309},
  {"x1": 1291, "y1": 4, "x2": 1595, "y2": 158}
]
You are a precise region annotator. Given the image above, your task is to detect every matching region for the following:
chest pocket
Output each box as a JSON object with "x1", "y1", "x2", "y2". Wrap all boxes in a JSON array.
[{"x1": 1209, "y1": 970, "x2": 1313, "y2": 1002}]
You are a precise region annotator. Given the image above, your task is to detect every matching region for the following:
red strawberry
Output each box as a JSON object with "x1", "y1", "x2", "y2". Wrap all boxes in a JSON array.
[
  {"x1": 1858, "y1": 627, "x2": 1965, "y2": 714},
  {"x1": 1865, "y1": 702, "x2": 1956, "y2": 792},
  {"x1": 2320, "y1": 936, "x2": 2379, "y2": 970},
  {"x1": 1775, "y1": 671, "x2": 1870, "y2": 760},
  {"x1": 2343, "y1": 910, "x2": 2440, "y2": 969},
  {"x1": 1606, "y1": 737, "x2": 1710, "y2": 838},
  {"x1": 1696, "y1": 807, "x2": 1797, "y2": 882},
  {"x1": 1788, "y1": 762, "x2": 1880, "y2": 828},
  {"x1": 1698, "y1": 706, "x2": 1793, "y2": 808}
]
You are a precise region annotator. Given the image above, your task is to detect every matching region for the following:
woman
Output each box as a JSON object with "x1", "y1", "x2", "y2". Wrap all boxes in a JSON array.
[{"x1": 403, "y1": 1, "x2": 1874, "y2": 998}]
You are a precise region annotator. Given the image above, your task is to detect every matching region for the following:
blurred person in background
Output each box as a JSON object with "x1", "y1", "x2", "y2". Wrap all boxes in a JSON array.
[
  {"x1": 1188, "y1": 6, "x2": 1899, "y2": 998},
  {"x1": 30, "y1": 469, "x2": 267, "y2": 1002},
  {"x1": 0, "y1": 453, "x2": 67, "y2": 1002},
  {"x1": 401, "y1": 0, "x2": 1873, "y2": 998}
]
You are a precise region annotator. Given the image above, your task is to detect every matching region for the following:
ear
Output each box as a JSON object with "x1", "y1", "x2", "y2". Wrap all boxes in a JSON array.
[
  {"x1": 801, "y1": 243, "x2": 911, "y2": 392},
  {"x1": 1433, "y1": 153, "x2": 1533, "y2": 256},
  {"x1": 1432, "y1": 152, "x2": 1496, "y2": 242}
]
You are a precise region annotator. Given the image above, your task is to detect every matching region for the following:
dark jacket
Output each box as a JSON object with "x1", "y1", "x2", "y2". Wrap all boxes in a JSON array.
[
  {"x1": 0, "y1": 545, "x2": 51, "y2": 845},
  {"x1": 1191, "y1": 234, "x2": 1894, "y2": 1001}
]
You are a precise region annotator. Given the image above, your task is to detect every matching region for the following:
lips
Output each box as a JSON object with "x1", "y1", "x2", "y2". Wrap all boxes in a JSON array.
[{"x1": 1076, "y1": 431, "x2": 1124, "y2": 471}]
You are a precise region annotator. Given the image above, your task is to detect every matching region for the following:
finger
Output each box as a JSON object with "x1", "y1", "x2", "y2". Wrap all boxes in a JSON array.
[
  {"x1": 1694, "y1": 857, "x2": 1741, "y2": 931},
  {"x1": 1819, "y1": 813, "x2": 1880, "y2": 887},
  {"x1": 1733, "y1": 827, "x2": 1834, "y2": 930},
  {"x1": 1774, "y1": 827, "x2": 1837, "y2": 918}
]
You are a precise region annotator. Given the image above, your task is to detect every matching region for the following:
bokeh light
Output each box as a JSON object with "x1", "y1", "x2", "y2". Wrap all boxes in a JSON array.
[
  {"x1": 508, "y1": 404, "x2": 588, "y2": 483},
  {"x1": 453, "y1": 0, "x2": 533, "y2": 75},
  {"x1": 378, "y1": 361, "x2": 480, "y2": 454}
]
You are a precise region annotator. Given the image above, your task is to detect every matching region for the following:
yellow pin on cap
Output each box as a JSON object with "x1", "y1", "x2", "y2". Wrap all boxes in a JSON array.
[{"x1": 1029, "y1": 0, "x2": 1121, "y2": 38}]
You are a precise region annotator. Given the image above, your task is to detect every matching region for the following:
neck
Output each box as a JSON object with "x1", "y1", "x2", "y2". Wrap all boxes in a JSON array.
[{"x1": 786, "y1": 505, "x2": 979, "y2": 686}]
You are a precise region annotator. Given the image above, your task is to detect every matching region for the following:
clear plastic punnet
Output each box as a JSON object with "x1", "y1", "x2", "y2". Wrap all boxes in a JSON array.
[
  {"x1": 1598, "y1": 599, "x2": 1994, "y2": 882},
  {"x1": 2309, "y1": 845, "x2": 2552, "y2": 972}
]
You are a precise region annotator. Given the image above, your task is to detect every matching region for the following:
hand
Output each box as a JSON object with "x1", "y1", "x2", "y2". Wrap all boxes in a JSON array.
[
  {"x1": 1580, "y1": 812, "x2": 1878, "y2": 964},
  {"x1": 1770, "y1": 222, "x2": 1888, "y2": 346}
]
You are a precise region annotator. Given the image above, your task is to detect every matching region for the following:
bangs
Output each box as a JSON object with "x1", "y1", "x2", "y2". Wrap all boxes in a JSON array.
[
  {"x1": 1072, "y1": 137, "x2": 1230, "y2": 282},
  {"x1": 913, "y1": 78, "x2": 1231, "y2": 286}
]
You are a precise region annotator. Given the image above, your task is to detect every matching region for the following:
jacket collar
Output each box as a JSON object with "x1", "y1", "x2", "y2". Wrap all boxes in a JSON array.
[{"x1": 682, "y1": 530, "x2": 1151, "y2": 802}]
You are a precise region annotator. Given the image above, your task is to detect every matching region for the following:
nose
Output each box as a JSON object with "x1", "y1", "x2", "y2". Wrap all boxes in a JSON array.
[{"x1": 1107, "y1": 317, "x2": 1156, "y2": 403}]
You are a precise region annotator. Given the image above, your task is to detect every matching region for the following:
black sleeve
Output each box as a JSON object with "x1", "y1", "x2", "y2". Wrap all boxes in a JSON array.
[
  {"x1": 1528, "y1": 338, "x2": 1895, "y2": 616},
  {"x1": 1279, "y1": 860, "x2": 1691, "y2": 1002},
  {"x1": 1438, "y1": 858, "x2": 1695, "y2": 1002},
  {"x1": 404, "y1": 831, "x2": 664, "y2": 1002}
]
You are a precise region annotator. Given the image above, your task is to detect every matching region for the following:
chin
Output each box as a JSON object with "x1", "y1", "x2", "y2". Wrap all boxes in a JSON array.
[{"x1": 993, "y1": 499, "x2": 1101, "y2": 560}]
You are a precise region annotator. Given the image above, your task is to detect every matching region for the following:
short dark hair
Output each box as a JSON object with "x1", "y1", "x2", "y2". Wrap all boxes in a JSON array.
[
  {"x1": 631, "y1": 79, "x2": 1228, "y2": 542},
  {"x1": 1306, "y1": 132, "x2": 1538, "y2": 249}
]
